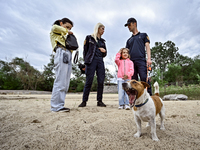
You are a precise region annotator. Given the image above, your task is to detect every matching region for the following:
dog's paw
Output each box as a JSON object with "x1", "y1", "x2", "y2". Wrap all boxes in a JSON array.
[
  {"x1": 134, "y1": 133, "x2": 141, "y2": 138},
  {"x1": 152, "y1": 134, "x2": 159, "y2": 141},
  {"x1": 160, "y1": 126, "x2": 165, "y2": 130},
  {"x1": 153, "y1": 138, "x2": 159, "y2": 141}
]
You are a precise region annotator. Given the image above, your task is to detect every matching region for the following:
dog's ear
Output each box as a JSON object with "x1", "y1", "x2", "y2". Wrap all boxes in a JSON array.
[{"x1": 141, "y1": 81, "x2": 150, "y2": 88}]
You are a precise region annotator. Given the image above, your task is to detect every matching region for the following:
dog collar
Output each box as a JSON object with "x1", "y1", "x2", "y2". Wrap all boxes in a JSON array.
[{"x1": 134, "y1": 98, "x2": 149, "y2": 107}]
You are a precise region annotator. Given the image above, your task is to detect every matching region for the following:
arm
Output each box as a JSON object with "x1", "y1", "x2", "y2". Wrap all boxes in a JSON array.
[
  {"x1": 115, "y1": 53, "x2": 121, "y2": 66},
  {"x1": 51, "y1": 25, "x2": 68, "y2": 35},
  {"x1": 145, "y1": 42, "x2": 152, "y2": 66},
  {"x1": 99, "y1": 42, "x2": 107, "y2": 57},
  {"x1": 128, "y1": 61, "x2": 134, "y2": 78},
  {"x1": 83, "y1": 36, "x2": 89, "y2": 61}
]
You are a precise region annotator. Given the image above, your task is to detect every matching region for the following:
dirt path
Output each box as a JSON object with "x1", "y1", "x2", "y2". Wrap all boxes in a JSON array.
[{"x1": 0, "y1": 93, "x2": 200, "y2": 150}]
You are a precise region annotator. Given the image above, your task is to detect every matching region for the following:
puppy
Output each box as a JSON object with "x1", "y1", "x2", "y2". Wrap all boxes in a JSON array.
[{"x1": 122, "y1": 80, "x2": 165, "y2": 141}]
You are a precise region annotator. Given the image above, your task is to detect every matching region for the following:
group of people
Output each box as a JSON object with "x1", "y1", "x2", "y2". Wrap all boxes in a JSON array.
[{"x1": 49, "y1": 17, "x2": 152, "y2": 112}]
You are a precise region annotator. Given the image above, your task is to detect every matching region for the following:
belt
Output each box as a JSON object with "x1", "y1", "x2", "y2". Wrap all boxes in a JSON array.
[{"x1": 54, "y1": 44, "x2": 67, "y2": 52}]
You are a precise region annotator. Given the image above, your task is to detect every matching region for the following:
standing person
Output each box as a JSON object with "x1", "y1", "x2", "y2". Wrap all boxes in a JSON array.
[
  {"x1": 115, "y1": 48, "x2": 134, "y2": 110},
  {"x1": 50, "y1": 18, "x2": 74, "y2": 112},
  {"x1": 124, "y1": 18, "x2": 152, "y2": 94},
  {"x1": 78, "y1": 23, "x2": 107, "y2": 107}
]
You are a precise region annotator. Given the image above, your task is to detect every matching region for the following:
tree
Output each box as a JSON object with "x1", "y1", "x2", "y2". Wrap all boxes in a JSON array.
[
  {"x1": 0, "y1": 60, "x2": 22, "y2": 90},
  {"x1": 10, "y1": 57, "x2": 43, "y2": 90},
  {"x1": 38, "y1": 55, "x2": 55, "y2": 91},
  {"x1": 151, "y1": 41, "x2": 180, "y2": 73},
  {"x1": 164, "y1": 63, "x2": 182, "y2": 83}
]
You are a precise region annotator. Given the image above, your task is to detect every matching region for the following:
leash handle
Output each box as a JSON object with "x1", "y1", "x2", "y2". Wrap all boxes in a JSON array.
[{"x1": 73, "y1": 50, "x2": 79, "y2": 64}]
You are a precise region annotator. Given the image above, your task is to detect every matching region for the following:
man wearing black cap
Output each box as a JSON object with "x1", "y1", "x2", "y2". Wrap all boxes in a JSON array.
[{"x1": 124, "y1": 18, "x2": 152, "y2": 95}]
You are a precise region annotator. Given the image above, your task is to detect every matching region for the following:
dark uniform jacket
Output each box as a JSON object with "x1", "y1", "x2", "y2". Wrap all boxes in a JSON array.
[{"x1": 83, "y1": 35, "x2": 107, "y2": 64}]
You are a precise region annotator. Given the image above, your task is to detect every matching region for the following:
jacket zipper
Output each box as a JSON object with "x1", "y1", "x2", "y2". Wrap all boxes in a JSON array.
[{"x1": 124, "y1": 60, "x2": 126, "y2": 78}]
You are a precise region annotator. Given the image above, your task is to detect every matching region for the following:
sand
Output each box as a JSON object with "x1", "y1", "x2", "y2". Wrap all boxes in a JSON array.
[{"x1": 0, "y1": 93, "x2": 200, "y2": 150}]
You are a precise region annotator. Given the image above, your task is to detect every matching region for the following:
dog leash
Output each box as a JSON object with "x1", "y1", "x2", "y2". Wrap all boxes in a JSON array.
[{"x1": 73, "y1": 50, "x2": 79, "y2": 64}]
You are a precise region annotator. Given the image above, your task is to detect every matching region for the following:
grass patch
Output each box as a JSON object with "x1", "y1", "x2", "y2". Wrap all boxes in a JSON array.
[{"x1": 158, "y1": 84, "x2": 200, "y2": 100}]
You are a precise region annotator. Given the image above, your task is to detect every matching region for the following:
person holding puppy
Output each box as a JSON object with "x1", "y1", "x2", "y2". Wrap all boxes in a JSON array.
[
  {"x1": 50, "y1": 18, "x2": 74, "y2": 112},
  {"x1": 124, "y1": 17, "x2": 152, "y2": 95},
  {"x1": 115, "y1": 48, "x2": 134, "y2": 110},
  {"x1": 78, "y1": 23, "x2": 107, "y2": 107}
]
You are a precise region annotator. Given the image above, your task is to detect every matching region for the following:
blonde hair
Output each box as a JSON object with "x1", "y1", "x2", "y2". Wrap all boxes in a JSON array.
[
  {"x1": 120, "y1": 48, "x2": 130, "y2": 59},
  {"x1": 91, "y1": 22, "x2": 105, "y2": 42}
]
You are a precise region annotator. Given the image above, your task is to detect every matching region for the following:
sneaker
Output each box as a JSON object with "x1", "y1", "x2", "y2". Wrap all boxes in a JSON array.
[
  {"x1": 118, "y1": 105, "x2": 124, "y2": 109},
  {"x1": 97, "y1": 101, "x2": 106, "y2": 107},
  {"x1": 78, "y1": 101, "x2": 87, "y2": 107},
  {"x1": 58, "y1": 107, "x2": 70, "y2": 112},
  {"x1": 125, "y1": 105, "x2": 130, "y2": 110}
]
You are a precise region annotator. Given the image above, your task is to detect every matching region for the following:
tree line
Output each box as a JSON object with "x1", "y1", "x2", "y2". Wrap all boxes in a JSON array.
[
  {"x1": 0, "y1": 40, "x2": 199, "y2": 91},
  {"x1": 151, "y1": 41, "x2": 200, "y2": 86},
  {"x1": 0, "y1": 56, "x2": 114, "y2": 91}
]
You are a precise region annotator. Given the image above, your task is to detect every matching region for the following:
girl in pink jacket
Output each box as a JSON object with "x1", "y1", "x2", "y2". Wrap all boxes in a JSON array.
[{"x1": 115, "y1": 48, "x2": 134, "y2": 110}]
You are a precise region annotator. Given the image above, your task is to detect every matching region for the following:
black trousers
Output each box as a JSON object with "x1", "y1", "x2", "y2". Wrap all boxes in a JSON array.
[
  {"x1": 82, "y1": 57, "x2": 105, "y2": 102},
  {"x1": 132, "y1": 60, "x2": 152, "y2": 95}
]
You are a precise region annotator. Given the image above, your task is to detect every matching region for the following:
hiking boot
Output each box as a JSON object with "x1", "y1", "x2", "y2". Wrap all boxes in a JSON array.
[
  {"x1": 78, "y1": 101, "x2": 87, "y2": 107},
  {"x1": 97, "y1": 101, "x2": 106, "y2": 107},
  {"x1": 58, "y1": 107, "x2": 70, "y2": 112}
]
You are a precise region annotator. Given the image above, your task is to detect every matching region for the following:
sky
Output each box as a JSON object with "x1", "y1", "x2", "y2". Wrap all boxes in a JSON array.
[{"x1": 0, "y1": 0, "x2": 200, "y2": 74}]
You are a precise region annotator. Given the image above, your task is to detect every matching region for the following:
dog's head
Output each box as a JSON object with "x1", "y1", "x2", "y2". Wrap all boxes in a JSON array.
[{"x1": 122, "y1": 80, "x2": 150, "y2": 106}]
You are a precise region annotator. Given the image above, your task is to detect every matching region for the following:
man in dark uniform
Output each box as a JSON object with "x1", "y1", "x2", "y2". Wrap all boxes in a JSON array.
[{"x1": 125, "y1": 18, "x2": 152, "y2": 95}]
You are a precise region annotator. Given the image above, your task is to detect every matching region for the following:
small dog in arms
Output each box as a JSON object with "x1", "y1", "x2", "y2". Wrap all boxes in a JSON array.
[{"x1": 122, "y1": 80, "x2": 165, "y2": 141}]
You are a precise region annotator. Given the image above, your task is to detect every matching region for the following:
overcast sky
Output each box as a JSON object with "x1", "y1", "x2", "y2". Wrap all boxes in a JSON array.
[{"x1": 0, "y1": 0, "x2": 200, "y2": 73}]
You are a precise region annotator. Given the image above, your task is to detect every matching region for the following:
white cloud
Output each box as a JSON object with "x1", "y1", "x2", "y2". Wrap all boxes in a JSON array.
[{"x1": 0, "y1": 0, "x2": 200, "y2": 72}]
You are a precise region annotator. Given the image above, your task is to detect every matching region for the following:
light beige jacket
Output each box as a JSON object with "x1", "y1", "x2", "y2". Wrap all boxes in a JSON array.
[{"x1": 50, "y1": 25, "x2": 72, "y2": 52}]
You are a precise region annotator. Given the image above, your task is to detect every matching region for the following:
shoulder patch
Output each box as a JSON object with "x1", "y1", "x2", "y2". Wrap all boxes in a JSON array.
[
  {"x1": 84, "y1": 40, "x2": 86, "y2": 45},
  {"x1": 146, "y1": 36, "x2": 150, "y2": 41}
]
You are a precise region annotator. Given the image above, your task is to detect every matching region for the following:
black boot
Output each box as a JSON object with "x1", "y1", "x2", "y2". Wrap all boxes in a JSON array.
[
  {"x1": 78, "y1": 101, "x2": 87, "y2": 107},
  {"x1": 97, "y1": 101, "x2": 106, "y2": 107}
]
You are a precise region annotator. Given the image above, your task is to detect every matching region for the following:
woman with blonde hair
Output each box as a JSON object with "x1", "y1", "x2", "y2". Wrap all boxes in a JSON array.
[{"x1": 79, "y1": 23, "x2": 107, "y2": 107}]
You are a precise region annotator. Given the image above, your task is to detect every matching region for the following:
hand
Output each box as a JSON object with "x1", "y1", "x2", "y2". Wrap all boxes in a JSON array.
[
  {"x1": 123, "y1": 75, "x2": 128, "y2": 80},
  {"x1": 147, "y1": 59, "x2": 152, "y2": 66},
  {"x1": 82, "y1": 67, "x2": 85, "y2": 71},
  {"x1": 99, "y1": 48, "x2": 106, "y2": 53},
  {"x1": 118, "y1": 48, "x2": 123, "y2": 53},
  {"x1": 68, "y1": 31, "x2": 73, "y2": 35}
]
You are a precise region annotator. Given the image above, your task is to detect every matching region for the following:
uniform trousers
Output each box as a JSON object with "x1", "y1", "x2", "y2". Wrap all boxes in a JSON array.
[{"x1": 82, "y1": 57, "x2": 105, "y2": 102}]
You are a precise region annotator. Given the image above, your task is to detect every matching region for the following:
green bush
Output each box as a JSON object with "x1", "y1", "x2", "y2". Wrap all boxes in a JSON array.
[{"x1": 158, "y1": 84, "x2": 200, "y2": 100}]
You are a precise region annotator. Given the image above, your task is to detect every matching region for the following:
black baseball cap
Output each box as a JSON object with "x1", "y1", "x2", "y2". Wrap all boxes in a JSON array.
[{"x1": 124, "y1": 18, "x2": 137, "y2": 27}]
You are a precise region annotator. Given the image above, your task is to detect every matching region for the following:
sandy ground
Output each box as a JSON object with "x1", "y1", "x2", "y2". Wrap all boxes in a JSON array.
[{"x1": 0, "y1": 93, "x2": 200, "y2": 150}]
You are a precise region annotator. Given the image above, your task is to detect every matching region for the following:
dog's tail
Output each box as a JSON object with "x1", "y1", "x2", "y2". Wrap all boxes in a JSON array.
[{"x1": 153, "y1": 81, "x2": 159, "y2": 96}]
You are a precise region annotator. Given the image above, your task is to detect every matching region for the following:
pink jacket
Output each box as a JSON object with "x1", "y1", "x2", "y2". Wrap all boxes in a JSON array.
[{"x1": 115, "y1": 53, "x2": 134, "y2": 80}]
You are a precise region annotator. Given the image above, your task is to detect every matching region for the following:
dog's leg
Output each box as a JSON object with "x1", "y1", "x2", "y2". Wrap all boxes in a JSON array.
[
  {"x1": 134, "y1": 116, "x2": 141, "y2": 138},
  {"x1": 146, "y1": 122, "x2": 150, "y2": 127},
  {"x1": 159, "y1": 106, "x2": 165, "y2": 130},
  {"x1": 149, "y1": 119, "x2": 159, "y2": 141}
]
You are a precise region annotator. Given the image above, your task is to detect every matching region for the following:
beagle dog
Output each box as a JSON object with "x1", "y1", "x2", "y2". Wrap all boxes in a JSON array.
[{"x1": 122, "y1": 80, "x2": 165, "y2": 141}]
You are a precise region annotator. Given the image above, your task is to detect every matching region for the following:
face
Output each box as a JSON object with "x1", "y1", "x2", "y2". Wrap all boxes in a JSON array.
[
  {"x1": 98, "y1": 26, "x2": 105, "y2": 36},
  {"x1": 60, "y1": 22, "x2": 73, "y2": 30},
  {"x1": 127, "y1": 22, "x2": 135, "y2": 32},
  {"x1": 122, "y1": 80, "x2": 149, "y2": 106},
  {"x1": 121, "y1": 49, "x2": 129, "y2": 59}
]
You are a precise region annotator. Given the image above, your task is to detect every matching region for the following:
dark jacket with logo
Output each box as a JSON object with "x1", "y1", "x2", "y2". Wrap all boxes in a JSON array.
[{"x1": 83, "y1": 35, "x2": 107, "y2": 64}]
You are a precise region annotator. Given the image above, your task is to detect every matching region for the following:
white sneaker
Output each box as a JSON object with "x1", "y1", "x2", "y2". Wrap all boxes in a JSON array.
[
  {"x1": 125, "y1": 105, "x2": 130, "y2": 110},
  {"x1": 118, "y1": 105, "x2": 124, "y2": 109}
]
